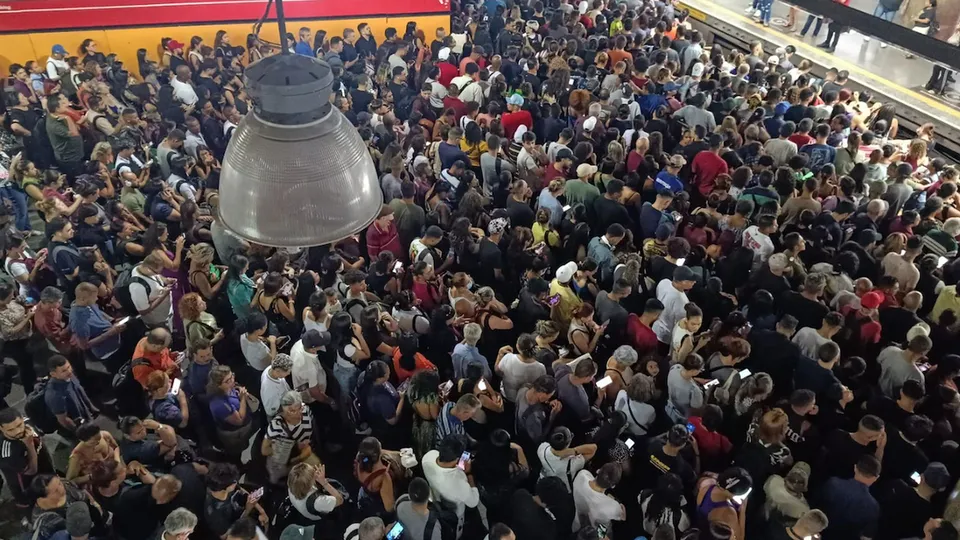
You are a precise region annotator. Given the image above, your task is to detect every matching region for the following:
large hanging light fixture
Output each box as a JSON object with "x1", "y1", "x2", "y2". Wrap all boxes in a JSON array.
[{"x1": 218, "y1": 0, "x2": 381, "y2": 248}]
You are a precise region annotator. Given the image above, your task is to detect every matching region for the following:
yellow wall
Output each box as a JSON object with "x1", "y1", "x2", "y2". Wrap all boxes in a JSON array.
[{"x1": 0, "y1": 14, "x2": 449, "y2": 75}]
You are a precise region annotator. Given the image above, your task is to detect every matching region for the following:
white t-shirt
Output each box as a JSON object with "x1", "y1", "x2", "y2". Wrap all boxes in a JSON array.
[
  {"x1": 791, "y1": 327, "x2": 831, "y2": 359},
  {"x1": 4, "y1": 258, "x2": 29, "y2": 298},
  {"x1": 653, "y1": 279, "x2": 689, "y2": 344},
  {"x1": 572, "y1": 470, "x2": 624, "y2": 532},
  {"x1": 537, "y1": 442, "x2": 586, "y2": 491},
  {"x1": 289, "y1": 487, "x2": 338, "y2": 520},
  {"x1": 498, "y1": 354, "x2": 546, "y2": 403},
  {"x1": 129, "y1": 267, "x2": 172, "y2": 329},
  {"x1": 670, "y1": 321, "x2": 694, "y2": 363},
  {"x1": 240, "y1": 334, "x2": 271, "y2": 371},
  {"x1": 166, "y1": 174, "x2": 197, "y2": 202},
  {"x1": 291, "y1": 340, "x2": 327, "y2": 403},
  {"x1": 422, "y1": 450, "x2": 480, "y2": 537},
  {"x1": 260, "y1": 369, "x2": 291, "y2": 418},
  {"x1": 170, "y1": 77, "x2": 199, "y2": 105},
  {"x1": 742, "y1": 226, "x2": 775, "y2": 272},
  {"x1": 116, "y1": 154, "x2": 144, "y2": 179},
  {"x1": 614, "y1": 389, "x2": 656, "y2": 436}
]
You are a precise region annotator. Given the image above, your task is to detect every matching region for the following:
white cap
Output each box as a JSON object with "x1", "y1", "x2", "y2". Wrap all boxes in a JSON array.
[
  {"x1": 438, "y1": 47, "x2": 451, "y2": 61},
  {"x1": 513, "y1": 124, "x2": 528, "y2": 142},
  {"x1": 578, "y1": 0, "x2": 589, "y2": 14},
  {"x1": 691, "y1": 63, "x2": 704, "y2": 78},
  {"x1": 556, "y1": 261, "x2": 578, "y2": 283},
  {"x1": 767, "y1": 55, "x2": 780, "y2": 65},
  {"x1": 583, "y1": 116, "x2": 597, "y2": 131}
]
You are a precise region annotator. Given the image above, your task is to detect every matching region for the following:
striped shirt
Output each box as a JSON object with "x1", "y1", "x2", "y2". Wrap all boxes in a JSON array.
[
  {"x1": 434, "y1": 402, "x2": 465, "y2": 448},
  {"x1": 266, "y1": 407, "x2": 314, "y2": 466}
]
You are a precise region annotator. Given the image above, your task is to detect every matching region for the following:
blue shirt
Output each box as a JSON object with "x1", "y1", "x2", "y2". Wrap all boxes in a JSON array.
[
  {"x1": 151, "y1": 394, "x2": 184, "y2": 427},
  {"x1": 434, "y1": 402, "x2": 464, "y2": 447},
  {"x1": 44, "y1": 377, "x2": 93, "y2": 424},
  {"x1": 655, "y1": 170, "x2": 683, "y2": 194},
  {"x1": 639, "y1": 202, "x2": 676, "y2": 240},
  {"x1": 69, "y1": 303, "x2": 120, "y2": 359},
  {"x1": 295, "y1": 40, "x2": 314, "y2": 56},
  {"x1": 209, "y1": 389, "x2": 248, "y2": 430},
  {"x1": 799, "y1": 143, "x2": 837, "y2": 173},
  {"x1": 818, "y1": 477, "x2": 879, "y2": 539},
  {"x1": 452, "y1": 343, "x2": 491, "y2": 380},
  {"x1": 537, "y1": 189, "x2": 564, "y2": 228},
  {"x1": 183, "y1": 361, "x2": 215, "y2": 398}
]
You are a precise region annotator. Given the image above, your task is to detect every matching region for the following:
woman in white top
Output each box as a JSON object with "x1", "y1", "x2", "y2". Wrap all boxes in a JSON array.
[
  {"x1": 615, "y1": 373, "x2": 659, "y2": 437},
  {"x1": 239, "y1": 311, "x2": 277, "y2": 371},
  {"x1": 286, "y1": 461, "x2": 344, "y2": 521},
  {"x1": 328, "y1": 311, "x2": 371, "y2": 413},
  {"x1": 302, "y1": 289, "x2": 336, "y2": 335},
  {"x1": 495, "y1": 334, "x2": 545, "y2": 402},
  {"x1": 448, "y1": 272, "x2": 478, "y2": 318},
  {"x1": 671, "y1": 303, "x2": 705, "y2": 363},
  {"x1": 391, "y1": 290, "x2": 431, "y2": 335},
  {"x1": 538, "y1": 426, "x2": 597, "y2": 491}
]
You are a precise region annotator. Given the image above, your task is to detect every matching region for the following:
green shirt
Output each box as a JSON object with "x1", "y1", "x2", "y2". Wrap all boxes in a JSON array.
[
  {"x1": 45, "y1": 115, "x2": 84, "y2": 164},
  {"x1": 120, "y1": 188, "x2": 146, "y2": 214},
  {"x1": 389, "y1": 199, "x2": 426, "y2": 248},
  {"x1": 563, "y1": 179, "x2": 601, "y2": 208}
]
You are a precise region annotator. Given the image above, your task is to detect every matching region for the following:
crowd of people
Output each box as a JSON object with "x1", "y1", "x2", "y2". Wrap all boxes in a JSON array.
[{"x1": 2, "y1": 0, "x2": 960, "y2": 539}]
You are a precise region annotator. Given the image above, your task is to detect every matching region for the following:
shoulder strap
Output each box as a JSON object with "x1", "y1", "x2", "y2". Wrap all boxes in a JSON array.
[{"x1": 424, "y1": 510, "x2": 440, "y2": 540}]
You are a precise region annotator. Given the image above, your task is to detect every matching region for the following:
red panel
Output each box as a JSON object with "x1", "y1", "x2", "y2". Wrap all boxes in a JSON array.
[{"x1": 0, "y1": 0, "x2": 450, "y2": 32}]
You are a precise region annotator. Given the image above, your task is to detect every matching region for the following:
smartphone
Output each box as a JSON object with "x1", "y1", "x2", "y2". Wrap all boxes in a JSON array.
[
  {"x1": 596, "y1": 375, "x2": 613, "y2": 389},
  {"x1": 911, "y1": 471, "x2": 922, "y2": 485},
  {"x1": 624, "y1": 438, "x2": 635, "y2": 449},
  {"x1": 900, "y1": 249, "x2": 906, "y2": 256},
  {"x1": 457, "y1": 451, "x2": 470, "y2": 470},
  {"x1": 478, "y1": 379, "x2": 488, "y2": 391},
  {"x1": 386, "y1": 522, "x2": 405, "y2": 540},
  {"x1": 738, "y1": 369, "x2": 753, "y2": 379},
  {"x1": 250, "y1": 486, "x2": 264, "y2": 500},
  {"x1": 704, "y1": 379, "x2": 720, "y2": 389},
  {"x1": 686, "y1": 422, "x2": 696, "y2": 433},
  {"x1": 116, "y1": 316, "x2": 131, "y2": 326},
  {"x1": 676, "y1": 257, "x2": 686, "y2": 266},
  {"x1": 393, "y1": 261, "x2": 404, "y2": 273},
  {"x1": 562, "y1": 204, "x2": 571, "y2": 212},
  {"x1": 939, "y1": 256, "x2": 949, "y2": 269},
  {"x1": 732, "y1": 487, "x2": 751, "y2": 504},
  {"x1": 548, "y1": 294, "x2": 561, "y2": 306},
  {"x1": 919, "y1": 363, "x2": 931, "y2": 372},
  {"x1": 569, "y1": 78, "x2": 575, "y2": 85},
  {"x1": 171, "y1": 378, "x2": 181, "y2": 395}
]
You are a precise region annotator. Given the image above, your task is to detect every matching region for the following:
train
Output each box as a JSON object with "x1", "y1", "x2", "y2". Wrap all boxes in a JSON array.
[{"x1": 0, "y1": 0, "x2": 452, "y2": 75}]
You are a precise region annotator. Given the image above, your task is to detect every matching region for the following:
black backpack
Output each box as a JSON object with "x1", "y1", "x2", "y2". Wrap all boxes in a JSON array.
[
  {"x1": 394, "y1": 90, "x2": 417, "y2": 122},
  {"x1": 113, "y1": 268, "x2": 151, "y2": 316},
  {"x1": 112, "y1": 358, "x2": 150, "y2": 418},
  {"x1": 424, "y1": 498, "x2": 459, "y2": 540},
  {"x1": 24, "y1": 379, "x2": 60, "y2": 435}
]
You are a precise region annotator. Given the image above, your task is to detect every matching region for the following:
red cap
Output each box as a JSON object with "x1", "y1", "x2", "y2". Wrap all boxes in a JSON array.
[
  {"x1": 167, "y1": 40, "x2": 185, "y2": 52},
  {"x1": 860, "y1": 291, "x2": 882, "y2": 309}
]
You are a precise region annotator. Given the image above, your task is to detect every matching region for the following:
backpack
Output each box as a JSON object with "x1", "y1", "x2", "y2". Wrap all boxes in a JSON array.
[
  {"x1": 426, "y1": 141, "x2": 444, "y2": 177},
  {"x1": 113, "y1": 268, "x2": 151, "y2": 316},
  {"x1": 24, "y1": 379, "x2": 60, "y2": 435},
  {"x1": 111, "y1": 358, "x2": 150, "y2": 418},
  {"x1": 903, "y1": 189, "x2": 927, "y2": 213},
  {"x1": 394, "y1": 90, "x2": 417, "y2": 122},
  {"x1": 424, "y1": 498, "x2": 459, "y2": 540}
]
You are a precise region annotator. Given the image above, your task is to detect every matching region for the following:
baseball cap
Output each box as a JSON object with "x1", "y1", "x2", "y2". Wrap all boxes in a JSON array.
[
  {"x1": 438, "y1": 47, "x2": 451, "y2": 61},
  {"x1": 691, "y1": 62, "x2": 704, "y2": 78},
  {"x1": 663, "y1": 82, "x2": 681, "y2": 93},
  {"x1": 768, "y1": 253, "x2": 788, "y2": 273},
  {"x1": 673, "y1": 266, "x2": 696, "y2": 282},
  {"x1": 717, "y1": 467, "x2": 753, "y2": 496},
  {"x1": 767, "y1": 55, "x2": 780, "y2": 65},
  {"x1": 860, "y1": 291, "x2": 883, "y2": 309},
  {"x1": 506, "y1": 93, "x2": 525, "y2": 106},
  {"x1": 281, "y1": 525, "x2": 317, "y2": 540},
  {"x1": 577, "y1": 163, "x2": 598, "y2": 178},
  {"x1": 923, "y1": 462, "x2": 951, "y2": 490},
  {"x1": 774, "y1": 102, "x2": 790, "y2": 116},
  {"x1": 583, "y1": 116, "x2": 598, "y2": 132},
  {"x1": 667, "y1": 154, "x2": 686, "y2": 168},
  {"x1": 526, "y1": 20, "x2": 540, "y2": 31},
  {"x1": 556, "y1": 261, "x2": 578, "y2": 283},
  {"x1": 907, "y1": 322, "x2": 931, "y2": 341},
  {"x1": 488, "y1": 217, "x2": 509, "y2": 236},
  {"x1": 167, "y1": 39, "x2": 185, "y2": 51},
  {"x1": 301, "y1": 329, "x2": 332, "y2": 350},
  {"x1": 51, "y1": 44, "x2": 68, "y2": 56},
  {"x1": 784, "y1": 462, "x2": 811, "y2": 493},
  {"x1": 555, "y1": 148, "x2": 574, "y2": 161}
]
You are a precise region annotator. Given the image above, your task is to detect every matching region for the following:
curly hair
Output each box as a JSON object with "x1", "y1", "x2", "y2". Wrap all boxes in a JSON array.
[{"x1": 178, "y1": 292, "x2": 205, "y2": 321}]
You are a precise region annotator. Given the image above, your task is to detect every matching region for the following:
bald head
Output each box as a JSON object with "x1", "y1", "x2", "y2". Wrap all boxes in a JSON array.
[
  {"x1": 903, "y1": 291, "x2": 923, "y2": 312},
  {"x1": 866, "y1": 199, "x2": 884, "y2": 218},
  {"x1": 152, "y1": 474, "x2": 182, "y2": 504},
  {"x1": 854, "y1": 278, "x2": 873, "y2": 295}
]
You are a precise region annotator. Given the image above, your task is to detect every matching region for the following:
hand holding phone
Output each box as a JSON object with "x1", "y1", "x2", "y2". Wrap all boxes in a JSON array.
[
  {"x1": 171, "y1": 378, "x2": 182, "y2": 395},
  {"x1": 385, "y1": 522, "x2": 405, "y2": 540},
  {"x1": 596, "y1": 376, "x2": 613, "y2": 389}
]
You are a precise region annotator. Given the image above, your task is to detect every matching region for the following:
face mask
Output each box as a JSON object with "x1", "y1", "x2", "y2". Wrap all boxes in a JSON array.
[{"x1": 325, "y1": 302, "x2": 342, "y2": 315}]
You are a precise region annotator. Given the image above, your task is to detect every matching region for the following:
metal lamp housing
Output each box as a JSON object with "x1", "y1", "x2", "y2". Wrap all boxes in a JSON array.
[{"x1": 219, "y1": 53, "x2": 381, "y2": 248}]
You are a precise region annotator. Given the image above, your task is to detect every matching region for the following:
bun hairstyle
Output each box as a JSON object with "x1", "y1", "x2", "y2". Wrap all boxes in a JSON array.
[
  {"x1": 356, "y1": 437, "x2": 382, "y2": 472},
  {"x1": 548, "y1": 427, "x2": 573, "y2": 450}
]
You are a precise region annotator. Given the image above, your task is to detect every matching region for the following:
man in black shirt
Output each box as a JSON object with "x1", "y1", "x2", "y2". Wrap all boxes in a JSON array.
[
  {"x1": 0, "y1": 408, "x2": 52, "y2": 506},
  {"x1": 341, "y1": 28, "x2": 362, "y2": 74},
  {"x1": 355, "y1": 23, "x2": 378, "y2": 60},
  {"x1": 880, "y1": 414, "x2": 933, "y2": 485},
  {"x1": 783, "y1": 87, "x2": 816, "y2": 124},
  {"x1": 818, "y1": 415, "x2": 884, "y2": 485},
  {"x1": 767, "y1": 509, "x2": 830, "y2": 540},
  {"x1": 778, "y1": 273, "x2": 829, "y2": 331},
  {"x1": 875, "y1": 462, "x2": 951, "y2": 540},
  {"x1": 514, "y1": 278, "x2": 553, "y2": 333},
  {"x1": 507, "y1": 477, "x2": 574, "y2": 540},
  {"x1": 592, "y1": 179, "x2": 633, "y2": 233},
  {"x1": 744, "y1": 315, "x2": 801, "y2": 400},
  {"x1": 642, "y1": 425, "x2": 697, "y2": 492},
  {"x1": 430, "y1": 27, "x2": 447, "y2": 59},
  {"x1": 839, "y1": 228, "x2": 881, "y2": 280},
  {"x1": 793, "y1": 341, "x2": 840, "y2": 399},
  {"x1": 866, "y1": 378, "x2": 922, "y2": 432},
  {"x1": 879, "y1": 291, "x2": 925, "y2": 345}
]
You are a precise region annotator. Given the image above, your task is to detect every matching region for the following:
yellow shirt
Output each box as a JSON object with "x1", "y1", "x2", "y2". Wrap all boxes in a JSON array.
[
  {"x1": 533, "y1": 222, "x2": 561, "y2": 247},
  {"x1": 460, "y1": 140, "x2": 489, "y2": 167},
  {"x1": 549, "y1": 279, "x2": 582, "y2": 328},
  {"x1": 931, "y1": 285, "x2": 960, "y2": 324}
]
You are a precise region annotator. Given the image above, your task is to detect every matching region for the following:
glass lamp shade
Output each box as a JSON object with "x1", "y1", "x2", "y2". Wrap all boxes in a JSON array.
[{"x1": 218, "y1": 54, "x2": 382, "y2": 248}]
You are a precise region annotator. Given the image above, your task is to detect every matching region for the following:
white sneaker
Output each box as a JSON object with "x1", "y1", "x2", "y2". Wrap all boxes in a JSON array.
[
  {"x1": 753, "y1": 9, "x2": 762, "y2": 18},
  {"x1": 863, "y1": 36, "x2": 870, "y2": 41},
  {"x1": 880, "y1": 42, "x2": 887, "y2": 48},
  {"x1": 744, "y1": 5, "x2": 755, "y2": 13}
]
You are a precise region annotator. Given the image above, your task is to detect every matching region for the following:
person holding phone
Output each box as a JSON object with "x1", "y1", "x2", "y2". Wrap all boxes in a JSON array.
[
  {"x1": 204, "y1": 462, "x2": 269, "y2": 536},
  {"x1": 422, "y1": 434, "x2": 481, "y2": 539}
]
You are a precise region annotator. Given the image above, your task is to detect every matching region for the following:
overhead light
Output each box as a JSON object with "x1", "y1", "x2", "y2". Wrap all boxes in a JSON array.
[{"x1": 218, "y1": 45, "x2": 381, "y2": 247}]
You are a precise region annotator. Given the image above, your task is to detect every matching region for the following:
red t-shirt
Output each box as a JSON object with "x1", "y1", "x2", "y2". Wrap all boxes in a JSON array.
[
  {"x1": 543, "y1": 163, "x2": 567, "y2": 184},
  {"x1": 692, "y1": 150, "x2": 729, "y2": 197},
  {"x1": 788, "y1": 133, "x2": 814, "y2": 148},
  {"x1": 502, "y1": 110, "x2": 533, "y2": 140},
  {"x1": 840, "y1": 304, "x2": 882, "y2": 346},
  {"x1": 626, "y1": 314, "x2": 659, "y2": 357},
  {"x1": 689, "y1": 416, "x2": 733, "y2": 458},
  {"x1": 442, "y1": 96, "x2": 467, "y2": 120},
  {"x1": 437, "y1": 62, "x2": 458, "y2": 87}
]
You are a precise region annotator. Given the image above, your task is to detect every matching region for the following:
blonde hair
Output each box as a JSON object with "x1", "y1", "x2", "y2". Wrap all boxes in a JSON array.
[
  {"x1": 288, "y1": 462, "x2": 317, "y2": 499},
  {"x1": 535, "y1": 320, "x2": 560, "y2": 338},
  {"x1": 187, "y1": 243, "x2": 215, "y2": 265},
  {"x1": 758, "y1": 408, "x2": 789, "y2": 444},
  {"x1": 91, "y1": 142, "x2": 113, "y2": 162}
]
